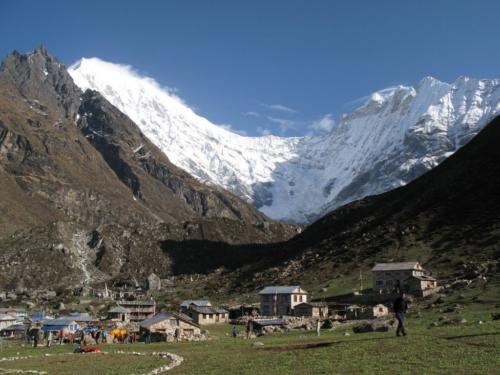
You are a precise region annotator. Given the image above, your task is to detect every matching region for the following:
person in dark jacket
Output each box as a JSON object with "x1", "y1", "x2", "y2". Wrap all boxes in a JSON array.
[{"x1": 393, "y1": 292, "x2": 408, "y2": 336}]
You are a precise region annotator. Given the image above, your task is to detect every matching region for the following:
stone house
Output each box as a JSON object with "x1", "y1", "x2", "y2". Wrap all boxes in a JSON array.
[
  {"x1": 372, "y1": 262, "x2": 437, "y2": 294},
  {"x1": 227, "y1": 304, "x2": 260, "y2": 319},
  {"x1": 0, "y1": 323, "x2": 25, "y2": 339},
  {"x1": 0, "y1": 308, "x2": 26, "y2": 321},
  {"x1": 406, "y1": 275, "x2": 439, "y2": 297},
  {"x1": 259, "y1": 286, "x2": 308, "y2": 316},
  {"x1": 180, "y1": 300, "x2": 211, "y2": 311},
  {"x1": 117, "y1": 300, "x2": 156, "y2": 322},
  {"x1": 184, "y1": 306, "x2": 229, "y2": 325},
  {"x1": 293, "y1": 302, "x2": 329, "y2": 318},
  {"x1": 0, "y1": 314, "x2": 16, "y2": 330},
  {"x1": 346, "y1": 304, "x2": 389, "y2": 320},
  {"x1": 108, "y1": 305, "x2": 131, "y2": 322},
  {"x1": 139, "y1": 312, "x2": 202, "y2": 341}
]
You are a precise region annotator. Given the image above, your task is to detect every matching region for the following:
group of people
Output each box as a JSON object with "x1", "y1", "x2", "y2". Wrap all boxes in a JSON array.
[{"x1": 26, "y1": 326, "x2": 112, "y2": 348}]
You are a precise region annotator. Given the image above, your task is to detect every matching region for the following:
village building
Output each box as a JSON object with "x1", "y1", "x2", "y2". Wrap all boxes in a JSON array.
[
  {"x1": 62, "y1": 312, "x2": 97, "y2": 325},
  {"x1": 0, "y1": 323, "x2": 26, "y2": 339},
  {"x1": 41, "y1": 318, "x2": 79, "y2": 333},
  {"x1": 0, "y1": 314, "x2": 16, "y2": 330},
  {"x1": 372, "y1": 262, "x2": 437, "y2": 295},
  {"x1": 117, "y1": 300, "x2": 156, "y2": 322},
  {"x1": 293, "y1": 302, "x2": 329, "y2": 318},
  {"x1": 139, "y1": 312, "x2": 202, "y2": 341},
  {"x1": 259, "y1": 286, "x2": 308, "y2": 316},
  {"x1": 226, "y1": 304, "x2": 260, "y2": 319},
  {"x1": 184, "y1": 306, "x2": 229, "y2": 325},
  {"x1": 406, "y1": 275, "x2": 439, "y2": 297},
  {"x1": 108, "y1": 305, "x2": 131, "y2": 322},
  {"x1": 252, "y1": 318, "x2": 286, "y2": 335},
  {"x1": 180, "y1": 300, "x2": 212, "y2": 311},
  {"x1": 345, "y1": 304, "x2": 389, "y2": 320},
  {"x1": 0, "y1": 308, "x2": 27, "y2": 321}
]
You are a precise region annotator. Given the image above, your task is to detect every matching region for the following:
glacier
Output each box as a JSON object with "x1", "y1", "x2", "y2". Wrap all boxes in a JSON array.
[{"x1": 68, "y1": 58, "x2": 500, "y2": 223}]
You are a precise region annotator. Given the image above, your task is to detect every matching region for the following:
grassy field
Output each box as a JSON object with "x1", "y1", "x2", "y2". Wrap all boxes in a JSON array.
[{"x1": 1, "y1": 282, "x2": 499, "y2": 374}]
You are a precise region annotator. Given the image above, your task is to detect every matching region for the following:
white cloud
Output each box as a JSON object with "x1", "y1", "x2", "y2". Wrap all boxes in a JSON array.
[
  {"x1": 257, "y1": 126, "x2": 271, "y2": 136},
  {"x1": 309, "y1": 114, "x2": 335, "y2": 133},
  {"x1": 244, "y1": 111, "x2": 260, "y2": 117},
  {"x1": 219, "y1": 123, "x2": 247, "y2": 136},
  {"x1": 267, "y1": 116, "x2": 297, "y2": 134},
  {"x1": 260, "y1": 102, "x2": 297, "y2": 114}
]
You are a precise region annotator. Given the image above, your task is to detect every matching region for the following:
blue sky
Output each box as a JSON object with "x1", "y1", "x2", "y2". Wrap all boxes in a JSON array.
[{"x1": 1, "y1": 1, "x2": 499, "y2": 136}]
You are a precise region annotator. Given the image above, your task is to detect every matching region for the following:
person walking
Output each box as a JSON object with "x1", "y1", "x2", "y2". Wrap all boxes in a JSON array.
[
  {"x1": 245, "y1": 319, "x2": 254, "y2": 339},
  {"x1": 316, "y1": 320, "x2": 321, "y2": 337},
  {"x1": 393, "y1": 292, "x2": 409, "y2": 337},
  {"x1": 231, "y1": 325, "x2": 239, "y2": 338},
  {"x1": 46, "y1": 331, "x2": 53, "y2": 348}
]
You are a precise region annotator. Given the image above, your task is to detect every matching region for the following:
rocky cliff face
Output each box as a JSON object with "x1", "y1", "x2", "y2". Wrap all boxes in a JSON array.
[{"x1": 0, "y1": 47, "x2": 297, "y2": 291}]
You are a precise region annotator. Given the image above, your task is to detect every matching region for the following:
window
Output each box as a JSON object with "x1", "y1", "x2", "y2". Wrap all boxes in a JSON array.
[
  {"x1": 376, "y1": 280, "x2": 383, "y2": 286},
  {"x1": 293, "y1": 295, "x2": 297, "y2": 302}
]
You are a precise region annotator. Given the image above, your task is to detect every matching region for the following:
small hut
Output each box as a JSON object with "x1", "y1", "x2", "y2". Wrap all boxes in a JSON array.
[
  {"x1": 293, "y1": 302, "x2": 329, "y2": 318},
  {"x1": 108, "y1": 306, "x2": 131, "y2": 323}
]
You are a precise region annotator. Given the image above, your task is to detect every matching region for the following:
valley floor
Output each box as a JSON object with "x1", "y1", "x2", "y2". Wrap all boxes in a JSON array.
[{"x1": 1, "y1": 307, "x2": 499, "y2": 375}]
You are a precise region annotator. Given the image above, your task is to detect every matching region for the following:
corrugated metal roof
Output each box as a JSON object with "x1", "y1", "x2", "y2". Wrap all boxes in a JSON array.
[
  {"x1": 1, "y1": 323, "x2": 25, "y2": 332},
  {"x1": 139, "y1": 312, "x2": 198, "y2": 328},
  {"x1": 180, "y1": 300, "x2": 211, "y2": 308},
  {"x1": 108, "y1": 306, "x2": 131, "y2": 314},
  {"x1": 190, "y1": 306, "x2": 227, "y2": 314},
  {"x1": 253, "y1": 319, "x2": 285, "y2": 327},
  {"x1": 118, "y1": 300, "x2": 156, "y2": 306},
  {"x1": 0, "y1": 308, "x2": 25, "y2": 313},
  {"x1": 295, "y1": 302, "x2": 327, "y2": 308},
  {"x1": 0, "y1": 314, "x2": 16, "y2": 321},
  {"x1": 42, "y1": 319, "x2": 77, "y2": 326},
  {"x1": 259, "y1": 286, "x2": 306, "y2": 294},
  {"x1": 64, "y1": 313, "x2": 96, "y2": 322},
  {"x1": 371, "y1": 262, "x2": 420, "y2": 271}
]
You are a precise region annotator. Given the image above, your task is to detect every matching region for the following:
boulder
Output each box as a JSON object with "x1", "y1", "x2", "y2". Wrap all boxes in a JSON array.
[{"x1": 353, "y1": 320, "x2": 395, "y2": 334}]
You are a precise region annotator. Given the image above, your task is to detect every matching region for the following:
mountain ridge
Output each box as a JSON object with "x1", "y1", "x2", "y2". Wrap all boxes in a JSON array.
[
  {"x1": 0, "y1": 47, "x2": 296, "y2": 290},
  {"x1": 69, "y1": 57, "x2": 500, "y2": 223}
]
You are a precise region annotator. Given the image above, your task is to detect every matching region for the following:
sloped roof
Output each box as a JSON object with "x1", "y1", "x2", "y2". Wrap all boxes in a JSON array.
[
  {"x1": 0, "y1": 308, "x2": 26, "y2": 313},
  {"x1": 372, "y1": 262, "x2": 420, "y2": 271},
  {"x1": 259, "y1": 286, "x2": 306, "y2": 294},
  {"x1": 118, "y1": 300, "x2": 156, "y2": 306},
  {"x1": 108, "y1": 306, "x2": 131, "y2": 314},
  {"x1": 139, "y1": 312, "x2": 198, "y2": 328},
  {"x1": 180, "y1": 300, "x2": 211, "y2": 308},
  {"x1": 42, "y1": 318, "x2": 77, "y2": 326},
  {"x1": 253, "y1": 318, "x2": 285, "y2": 327},
  {"x1": 295, "y1": 302, "x2": 327, "y2": 308},
  {"x1": 190, "y1": 306, "x2": 228, "y2": 315},
  {"x1": 64, "y1": 312, "x2": 96, "y2": 322},
  {"x1": 1, "y1": 323, "x2": 25, "y2": 332},
  {"x1": 0, "y1": 314, "x2": 16, "y2": 321}
]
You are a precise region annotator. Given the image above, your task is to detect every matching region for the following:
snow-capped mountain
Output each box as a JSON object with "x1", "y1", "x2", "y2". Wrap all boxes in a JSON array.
[{"x1": 69, "y1": 58, "x2": 500, "y2": 223}]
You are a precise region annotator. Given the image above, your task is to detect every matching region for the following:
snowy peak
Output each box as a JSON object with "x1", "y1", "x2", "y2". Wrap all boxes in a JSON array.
[{"x1": 68, "y1": 58, "x2": 500, "y2": 223}]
